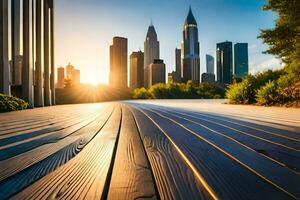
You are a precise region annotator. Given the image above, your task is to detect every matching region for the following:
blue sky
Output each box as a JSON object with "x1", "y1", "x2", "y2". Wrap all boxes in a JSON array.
[{"x1": 55, "y1": 0, "x2": 281, "y2": 84}]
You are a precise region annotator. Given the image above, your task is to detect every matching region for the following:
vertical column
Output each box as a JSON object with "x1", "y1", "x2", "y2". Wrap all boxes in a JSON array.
[
  {"x1": 34, "y1": 0, "x2": 44, "y2": 107},
  {"x1": 49, "y1": 0, "x2": 55, "y2": 105},
  {"x1": 22, "y1": 0, "x2": 34, "y2": 107},
  {"x1": 0, "y1": 0, "x2": 11, "y2": 95},
  {"x1": 43, "y1": 0, "x2": 51, "y2": 106},
  {"x1": 11, "y1": 0, "x2": 22, "y2": 86}
]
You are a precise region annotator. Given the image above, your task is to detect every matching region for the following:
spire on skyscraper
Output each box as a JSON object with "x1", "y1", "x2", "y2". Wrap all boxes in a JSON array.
[{"x1": 185, "y1": 6, "x2": 197, "y2": 26}]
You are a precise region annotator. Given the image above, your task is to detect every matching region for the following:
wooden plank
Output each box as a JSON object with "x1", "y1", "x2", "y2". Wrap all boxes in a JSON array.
[
  {"x1": 0, "y1": 105, "x2": 114, "y2": 182},
  {"x1": 0, "y1": 106, "x2": 112, "y2": 161},
  {"x1": 142, "y1": 105, "x2": 300, "y2": 198},
  {"x1": 130, "y1": 107, "x2": 213, "y2": 200},
  {"x1": 107, "y1": 105, "x2": 158, "y2": 200},
  {"x1": 12, "y1": 105, "x2": 122, "y2": 199},
  {"x1": 0, "y1": 105, "x2": 115, "y2": 198},
  {"x1": 161, "y1": 108, "x2": 300, "y2": 173},
  {"x1": 133, "y1": 105, "x2": 294, "y2": 200}
]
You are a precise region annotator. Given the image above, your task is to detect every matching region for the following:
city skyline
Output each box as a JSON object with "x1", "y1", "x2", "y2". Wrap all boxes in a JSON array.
[{"x1": 55, "y1": 0, "x2": 282, "y2": 85}]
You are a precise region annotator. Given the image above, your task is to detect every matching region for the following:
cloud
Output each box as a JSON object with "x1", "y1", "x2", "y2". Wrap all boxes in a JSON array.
[{"x1": 249, "y1": 57, "x2": 283, "y2": 74}]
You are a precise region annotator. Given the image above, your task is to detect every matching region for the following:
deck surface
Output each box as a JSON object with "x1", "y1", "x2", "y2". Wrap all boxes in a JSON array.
[{"x1": 0, "y1": 100, "x2": 299, "y2": 200}]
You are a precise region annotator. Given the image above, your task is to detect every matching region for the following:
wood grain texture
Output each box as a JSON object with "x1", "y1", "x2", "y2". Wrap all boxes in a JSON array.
[
  {"x1": 130, "y1": 107, "x2": 213, "y2": 200},
  {"x1": 107, "y1": 105, "x2": 158, "y2": 200},
  {"x1": 133, "y1": 104, "x2": 295, "y2": 200},
  {"x1": 12, "y1": 105, "x2": 122, "y2": 200},
  {"x1": 141, "y1": 105, "x2": 300, "y2": 198},
  {"x1": 0, "y1": 105, "x2": 114, "y2": 196}
]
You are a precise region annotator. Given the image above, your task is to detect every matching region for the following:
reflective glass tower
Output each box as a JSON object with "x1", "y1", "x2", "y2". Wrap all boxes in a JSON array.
[{"x1": 181, "y1": 7, "x2": 200, "y2": 84}]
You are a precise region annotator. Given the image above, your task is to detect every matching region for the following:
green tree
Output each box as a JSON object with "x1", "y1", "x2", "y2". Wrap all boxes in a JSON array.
[{"x1": 258, "y1": 0, "x2": 300, "y2": 64}]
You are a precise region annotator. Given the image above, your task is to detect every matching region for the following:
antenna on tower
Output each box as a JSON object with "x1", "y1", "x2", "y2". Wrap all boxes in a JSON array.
[{"x1": 150, "y1": 18, "x2": 153, "y2": 26}]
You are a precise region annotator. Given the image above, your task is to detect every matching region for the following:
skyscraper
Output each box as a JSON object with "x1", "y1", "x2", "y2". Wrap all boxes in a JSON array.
[
  {"x1": 130, "y1": 51, "x2": 144, "y2": 89},
  {"x1": 66, "y1": 63, "x2": 74, "y2": 79},
  {"x1": 181, "y1": 7, "x2": 200, "y2": 84},
  {"x1": 149, "y1": 59, "x2": 166, "y2": 86},
  {"x1": 216, "y1": 41, "x2": 233, "y2": 84},
  {"x1": 144, "y1": 24, "x2": 159, "y2": 88},
  {"x1": 110, "y1": 37, "x2": 128, "y2": 88},
  {"x1": 56, "y1": 67, "x2": 65, "y2": 88},
  {"x1": 206, "y1": 54, "x2": 214, "y2": 75},
  {"x1": 73, "y1": 69, "x2": 80, "y2": 85},
  {"x1": 234, "y1": 43, "x2": 248, "y2": 79},
  {"x1": 174, "y1": 48, "x2": 181, "y2": 82}
]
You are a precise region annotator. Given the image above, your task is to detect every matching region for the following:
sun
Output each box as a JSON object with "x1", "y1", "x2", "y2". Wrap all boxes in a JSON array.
[{"x1": 81, "y1": 68, "x2": 109, "y2": 86}]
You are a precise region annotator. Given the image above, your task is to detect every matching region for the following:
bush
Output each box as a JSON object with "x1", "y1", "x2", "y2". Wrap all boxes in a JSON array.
[
  {"x1": 0, "y1": 93, "x2": 28, "y2": 113},
  {"x1": 226, "y1": 69, "x2": 284, "y2": 105},
  {"x1": 256, "y1": 81, "x2": 278, "y2": 105},
  {"x1": 132, "y1": 82, "x2": 225, "y2": 99},
  {"x1": 132, "y1": 87, "x2": 151, "y2": 99}
]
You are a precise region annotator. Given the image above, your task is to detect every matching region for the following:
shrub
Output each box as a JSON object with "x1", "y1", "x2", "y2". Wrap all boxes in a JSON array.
[
  {"x1": 226, "y1": 69, "x2": 284, "y2": 104},
  {"x1": 256, "y1": 81, "x2": 278, "y2": 105},
  {"x1": 0, "y1": 93, "x2": 28, "y2": 112},
  {"x1": 226, "y1": 76, "x2": 256, "y2": 104},
  {"x1": 132, "y1": 82, "x2": 225, "y2": 99},
  {"x1": 132, "y1": 87, "x2": 151, "y2": 99}
]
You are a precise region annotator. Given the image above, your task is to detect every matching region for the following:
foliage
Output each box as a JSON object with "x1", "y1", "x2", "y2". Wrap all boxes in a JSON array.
[
  {"x1": 258, "y1": 0, "x2": 300, "y2": 64},
  {"x1": 226, "y1": 69, "x2": 283, "y2": 104},
  {"x1": 256, "y1": 81, "x2": 278, "y2": 105},
  {"x1": 0, "y1": 93, "x2": 28, "y2": 113},
  {"x1": 132, "y1": 81, "x2": 225, "y2": 99},
  {"x1": 132, "y1": 87, "x2": 151, "y2": 99},
  {"x1": 227, "y1": 0, "x2": 300, "y2": 107}
]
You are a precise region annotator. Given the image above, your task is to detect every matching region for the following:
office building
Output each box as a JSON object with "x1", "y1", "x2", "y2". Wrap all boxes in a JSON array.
[
  {"x1": 201, "y1": 73, "x2": 215, "y2": 83},
  {"x1": 181, "y1": 7, "x2": 200, "y2": 84},
  {"x1": 144, "y1": 24, "x2": 159, "y2": 88},
  {"x1": 56, "y1": 67, "x2": 65, "y2": 88},
  {"x1": 206, "y1": 54, "x2": 214, "y2": 75},
  {"x1": 110, "y1": 37, "x2": 128, "y2": 88},
  {"x1": 234, "y1": 43, "x2": 248, "y2": 79},
  {"x1": 216, "y1": 41, "x2": 233, "y2": 84},
  {"x1": 130, "y1": 51, "x2": 144, "y2": 89},
  {"x1": 149, "y1": 59, "x2": 166, "y2": 86}
]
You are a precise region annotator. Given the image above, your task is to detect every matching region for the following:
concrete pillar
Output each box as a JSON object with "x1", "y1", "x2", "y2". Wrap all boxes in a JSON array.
[
  {"x1": 34, "y1": 0, "x2": 44, "y2": 107},
  {"x1": 22, "y1": 0, "x2": 34, "y2": 108},
  {"x1": 11, "y1": 0, "x2": 22, "y2": 86},
  {"x1": 49, "y1": 0, "x2": 55, "y2": 105},
  {"x1": 43, "y1": 0, "x2": 51, "y2": 106},
  {"x1": 0, "y1": 0, "x2": 11, "y2": 95}
]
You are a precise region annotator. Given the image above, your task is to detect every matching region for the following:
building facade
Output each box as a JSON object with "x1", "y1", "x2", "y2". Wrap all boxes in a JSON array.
[
  {"x1": 181, "y1": 7, "x2": 200, "y2": 84},
  {"x1": 66, "y1": 63, "x2": 75, "y2": 80},
  {"x1": 130, "y1": 51, "x2": 144, "y2": 89},
  {"x1": 73, "y1": 70, "x2": 80, "y2": 85},
  {"x1": 201, "y1": 73, "x2": 215, "y2": 83},
  {"x1": 216, "y1": 41, "x2": 233, "y2": 84},
  {"x1": 110, "y1": 37, "x2": 128, "y2": 88},
  {"x1": 149, "y1": 59, "x2": 166, "y2": 86},
  {"x1": 206, "y1": 54, "x2": 214, "y2": 75},
  {"x1": 56, "y1": 67, "x2": 65, "y2": 89},
  {"x1": 0, "y1": 0, "x2": 55, "y2": 108},
  {"x1": 234, "y1": 43, "x2": 248, "y2": 79},
  {"x1": 144, "y1": 24, "x2": 159, "y2": 88}
]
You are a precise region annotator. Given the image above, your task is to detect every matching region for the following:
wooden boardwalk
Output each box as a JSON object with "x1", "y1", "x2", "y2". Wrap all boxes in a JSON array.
[{"x1": 0, "y1": 101, "x2": 299, "y2": 200}]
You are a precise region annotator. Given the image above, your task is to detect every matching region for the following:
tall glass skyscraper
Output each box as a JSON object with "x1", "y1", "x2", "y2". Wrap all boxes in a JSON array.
[
  {"x1": 234, "y1": 43, "x2": 248, "y2": 79},
  {"x1": 216, "y1": 41, "x2": 233, "y2": 84},
  {"x1": 181, "y1": 7, "x2": 200, "y2": 84},
  {"x1": 144, "y1": 24, "x2": 160, "y2": 88},
  {"x1": 206, "y1": 54, "x2": 214, "y2": 75}
]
